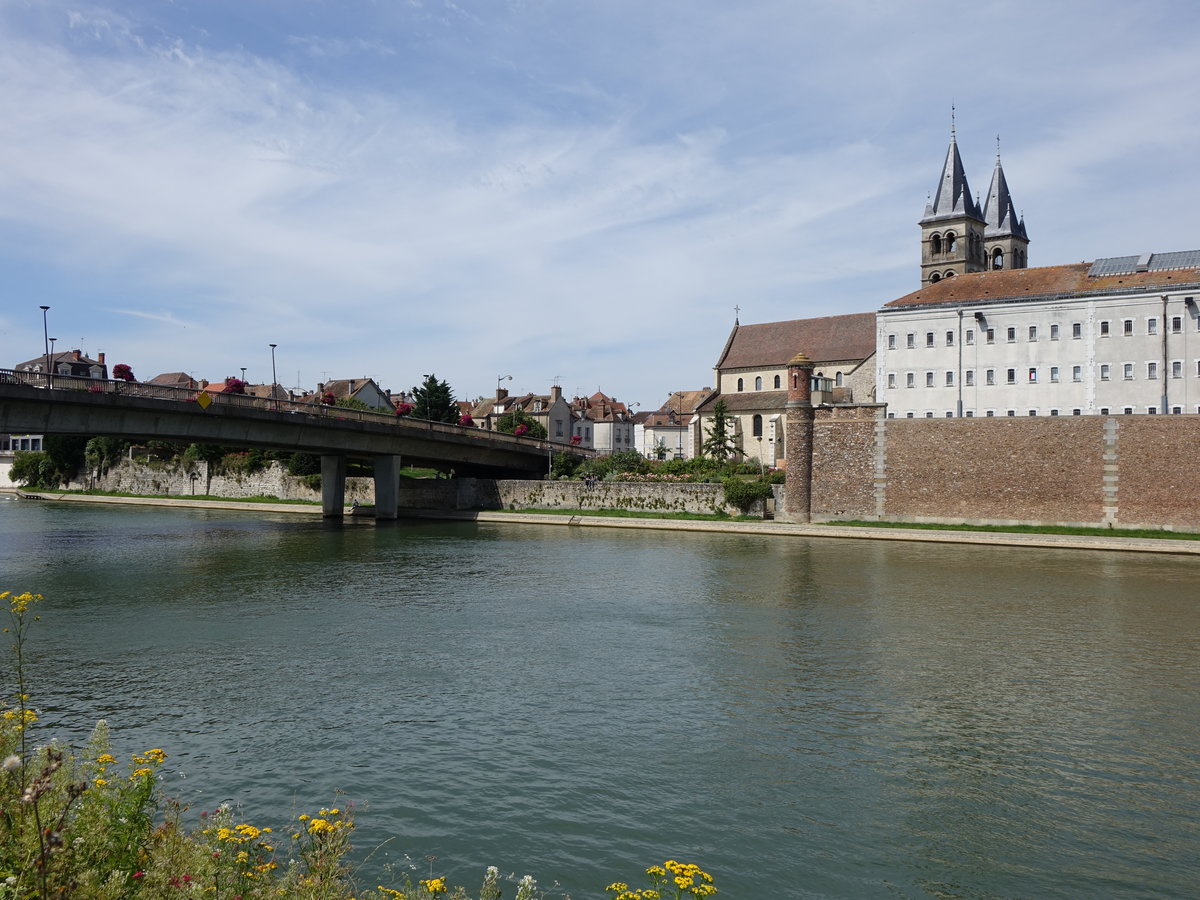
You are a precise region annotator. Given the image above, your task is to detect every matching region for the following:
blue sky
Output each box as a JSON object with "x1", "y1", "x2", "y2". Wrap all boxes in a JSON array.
[{"x1": 3, "y1": 0, "x2": 1198, "y2": 407}]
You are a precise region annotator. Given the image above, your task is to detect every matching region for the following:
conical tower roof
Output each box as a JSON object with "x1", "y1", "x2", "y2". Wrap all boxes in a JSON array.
[
  {"x1": 921, "y1": 133, "x2": 983, "y2": 224},
  {"x1": 982, "y1": 152, "x2": 1028, "y2": 241}
]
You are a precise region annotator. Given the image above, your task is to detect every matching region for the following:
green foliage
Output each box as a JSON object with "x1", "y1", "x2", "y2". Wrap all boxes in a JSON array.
[
  {"x1": 411, "y1": 374, "x2": 459, "y2": 423},
  {"x1": 722, "y1": 476, "x2": 775, "y2": 514},
  {"x1": 335, "y1": 396, "x2": 372, "y2": 411},
  {"x1": 286, "y1": 452, "x2": 322, "y2": 476},
  {"x1": 84, "y1": 437, "x2": 129, "y2": 477},
  {"x1": 550, "y1": 451, "x2": 583, "y2": 479},
  {"x1": 654, "y1": 456, "x2": 723, "y2": 481},
  {"x1": 700, "y1": 399, "x2": 737, "y2": 460},
  {"x1": 494, "y1": 408, "x2": 547, "y2": 439},
  {"x1": 9, "y1": 451, "x2": 53, "y2": 488},
  {"x1": 183, "y1": 443, "x2": 226, "y2": 466},
  {"x1": 43, "y1": 435, "x2": 88, "y2": 483},
  {"x1": 301, "y1": 473, "x2": 323, "y2": 491},
  {"x1": 578, "y1": 450, "x2": 646, "y2": 481}
]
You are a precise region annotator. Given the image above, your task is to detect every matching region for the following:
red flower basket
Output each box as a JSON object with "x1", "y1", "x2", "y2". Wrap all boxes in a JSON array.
[{"x1": 394, "y1": 402, "x2": 414, "y2": 417}]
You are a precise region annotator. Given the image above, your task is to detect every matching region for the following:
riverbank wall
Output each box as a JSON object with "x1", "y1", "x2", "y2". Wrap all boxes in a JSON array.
[{"x1": 805, "y1": 408, "x2": 1200, "y2": 530}]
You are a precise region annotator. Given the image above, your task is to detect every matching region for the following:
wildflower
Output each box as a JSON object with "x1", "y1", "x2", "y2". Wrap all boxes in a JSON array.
[
  {"x1": 420, "y1": 877, "x2": 447, "y2": 895},
  {"x1": 2, "y1": 754, "x2": 20, "y2": 771},
  {"x1": 94, "y1": 778, "x2": 108, "y2": 787},
  {"x1": 96, "y1": 753, "x2": 117, "y2": 765}
]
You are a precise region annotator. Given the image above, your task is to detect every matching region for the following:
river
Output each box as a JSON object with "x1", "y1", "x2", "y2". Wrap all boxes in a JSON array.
[{"x1": 1, "y1": 495, "x2": 1197, "y2": 898}]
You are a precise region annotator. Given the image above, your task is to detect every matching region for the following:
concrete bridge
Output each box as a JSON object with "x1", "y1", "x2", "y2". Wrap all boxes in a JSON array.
[{"x1": 0, "y1": 371, "x2": 580, "y2": 518}]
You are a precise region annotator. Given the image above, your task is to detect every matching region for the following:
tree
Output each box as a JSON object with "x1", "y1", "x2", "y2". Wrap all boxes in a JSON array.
[
  {"x1": 494, "y1": 408, "x2": 547, "y2": 439},
  {"x1": 335, "y1": 396, "x2": 372, "y2": 411},
  {"x1": 411, "y1": 374, "x2": 459, "y2": 423},
  {"x1": 701, "y1": 399, "x2": 737, "y2": 460}
]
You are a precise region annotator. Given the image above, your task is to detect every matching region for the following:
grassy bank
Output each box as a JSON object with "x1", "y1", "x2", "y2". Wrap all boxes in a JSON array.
[{"x1": 507, "y1": 507, "x2": 766, "y2": 523}]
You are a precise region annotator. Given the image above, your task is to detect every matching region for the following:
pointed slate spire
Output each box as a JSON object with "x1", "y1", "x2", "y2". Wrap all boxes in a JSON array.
[
  {"x1": 921, "y1": 129, "x2": 982, "y2": 223},
  {"x1": 982, "y1": 147, "x2": 1028, "y2": 240}
]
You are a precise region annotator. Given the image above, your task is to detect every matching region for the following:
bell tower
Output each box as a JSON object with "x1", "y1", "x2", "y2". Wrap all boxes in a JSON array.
[
  {"x1": 919, "y1": 117, "x2": 987, "y2": 286},
  {"x1": 981, "y1": 140, "x2": 1030, "y2": 272}
]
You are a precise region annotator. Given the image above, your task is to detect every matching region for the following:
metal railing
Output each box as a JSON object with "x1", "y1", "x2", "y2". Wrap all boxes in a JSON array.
[{"x1": 0, "y1": 369, "x2": 591, "y2": 456}]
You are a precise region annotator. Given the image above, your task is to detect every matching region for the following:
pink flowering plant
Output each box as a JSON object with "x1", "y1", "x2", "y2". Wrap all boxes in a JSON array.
[
  {"x1": 459, "y1": 414, "x2": 474, "y2": 427},
  {"x1": 222, "y1": 377, "x2": 247, "y2": 395},
  {"x1": 111, "y1": 363, "x2": 136, "y2": 382},
  {"x1": 394, "y1": 402, "x2": 414, "y2": 417}
]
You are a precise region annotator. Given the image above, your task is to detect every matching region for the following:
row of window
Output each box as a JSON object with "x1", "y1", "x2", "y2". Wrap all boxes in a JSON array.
[
  {"x1": 887, "y1": 310, "x2": 1198, "y2": 351},
  {"x1": 889, "y1": 406, "x2": 1194, "y2": 418},
  {"x1": 888, "y1": 360, "x2": 1200, "y2": 389},
  {"x1": 927, "y1": 232, "x2": 1025, "y2": 271}
]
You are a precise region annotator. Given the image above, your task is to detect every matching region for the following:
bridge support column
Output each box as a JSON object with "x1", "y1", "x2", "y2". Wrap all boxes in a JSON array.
[
  {"x1": 321, "y1": 454, "x2": 347, "y2": 518},
  {"x1": 373, "y1": 455, "x2": 401, "y2": 520}
]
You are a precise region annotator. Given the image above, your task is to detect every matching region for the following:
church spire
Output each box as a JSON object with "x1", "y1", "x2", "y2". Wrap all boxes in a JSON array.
[
  {"x1": 922, "y1": 127, "x2": 983, "y2": 223},
  {"x1": 980, "y1": 140, "x2": 1030, "y2": 271}
]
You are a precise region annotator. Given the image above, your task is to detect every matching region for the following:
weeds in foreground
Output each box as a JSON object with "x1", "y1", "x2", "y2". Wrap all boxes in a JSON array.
[{"x1": 2, "y1": 589, "x2": 716, "y2": 900}]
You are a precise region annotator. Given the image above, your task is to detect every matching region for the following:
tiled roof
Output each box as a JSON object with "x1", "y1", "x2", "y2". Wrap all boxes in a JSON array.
[
  {"x1": 716, "y1": 312, "x2": 876, "y2": 369},
  {"x1": 884, "y1": 258, "x2": 1200, "y2": 309},
  {"x1": 148, "y1": 372, "x2": 197, "y2": 388},
  {"x1": 695, "y1": 391, "x2": 788, "y2": 414}
]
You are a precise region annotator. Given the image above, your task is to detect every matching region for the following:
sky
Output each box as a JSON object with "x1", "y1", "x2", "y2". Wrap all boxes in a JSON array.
[{"x1": 2, "y1": 0, "x2": 1199, "y2": 408}]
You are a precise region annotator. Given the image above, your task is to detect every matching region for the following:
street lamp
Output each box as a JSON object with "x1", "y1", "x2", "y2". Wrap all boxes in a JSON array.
[
  {"x1": 673, "y1": 391, "x2": 684, "y2": 459},
  {"x1": 269, "y1": 344, "x2": 279, "y2": 410},
  {"x1": 48, "y1": 338, "x2": 57, "y2": 386},
  {"x1": 39, "y1": 306, "x2": 50, "y2": 385},
  {"x1": 240, "y1": 366, "x2": 247, "y2": 384},
  {"x1": 497, "y1": 374, "x2": 512, "y2": 394}
]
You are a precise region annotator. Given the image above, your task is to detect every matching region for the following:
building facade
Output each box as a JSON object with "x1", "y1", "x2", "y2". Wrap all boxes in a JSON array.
[{"x1": 876, "y1": 252, "x2": 1200, "y2": 418}]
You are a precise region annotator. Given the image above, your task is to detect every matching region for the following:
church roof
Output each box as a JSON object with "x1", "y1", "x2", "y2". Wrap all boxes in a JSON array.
[
  {"x1": 921, "y1": 133, "x2": 983, "y2": 224},
  {"x1": 885, "y1": 254, "x2": 1200, "y2": 309},
  {"x1": 982, "y1": 154, "x2": 1028, "y2": 241},
  {"x1": 715, "y1": 312, "x2": 876, "y2": 369}
]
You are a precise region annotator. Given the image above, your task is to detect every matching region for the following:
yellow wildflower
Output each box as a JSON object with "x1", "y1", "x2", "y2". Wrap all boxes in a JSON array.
[
  {"x1": 96, "y1": 753, "x2": 117, "y2": 765},
  {"x1": 419, "y1": 877, "x2": 447, "y2": 895}
]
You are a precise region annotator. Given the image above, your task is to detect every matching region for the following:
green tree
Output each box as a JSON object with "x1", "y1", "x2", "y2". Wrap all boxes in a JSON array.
[
  {"x1": 494, "y1": 408, "x2": 547, "y2": 439},
  {"x1": 411, "y1": 374, "x2": 459, "y2": 423},
  {"x1": 85, "y1": 437, "x2": 130, "y2": 477},
  {"x1": 335, "y1": 396, "x2": 372, "y2": 411},
  {"x1": 722, "y1": 476, "x2": 774, "y2": 515},
  {"x1": 701, "y1": 399, "x2": 737, "y2": 460}
]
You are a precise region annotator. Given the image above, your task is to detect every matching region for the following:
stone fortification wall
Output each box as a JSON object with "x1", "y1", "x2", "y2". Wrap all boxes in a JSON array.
[
  {"x1": 802, "y1": 413, "x2": 1200, "y2": 530},
  {"x1": 416, "y1": 478, "x2": 732, "y2": 516},
  {"x1": 75, "y1": 459, "x2": 376, "y2": 504}
]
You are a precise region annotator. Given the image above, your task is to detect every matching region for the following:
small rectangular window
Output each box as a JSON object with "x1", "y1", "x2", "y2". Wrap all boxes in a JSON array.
[
  {"x1": 1072, "y1": 409, "x2": 1082, "y2": 415},
  {"x1": 1123, "y1": 363, "x2": 1134, "y2": 380},
  {"x1": 888, "y1": 333, "x2": 897, "y2": 349},
  {"x1": 965, "y1": 411, "x2": 974, "y2": 417},
  {"x1": 1072, "y1": 365, "x2": 1082, "y2": 382},
  {"x1": 945, "y1": 371, "x2": 954, "y2": 386},
  {"x1": 1148, "y1": 317, "x2": 1158, "y2": 335},
  {"x1": 1100, "y1": 364, "x2": 1110, "y2": 380},
  {"x1": 965, "y1": 370, "x2": 974, "y2": 386},
  {"x1": 926, "y1": 332, "x2": 935, "y2": 348},
  {"x1": 925, "y1": 371, "x2": 935, "y2": 387},
  {"x1": 1006, "y1": 368, "x2": 1016, "y2": 384},
  {"x1": 1050, "y1": 323, "x2": 1060, "y2": 340},
  {"x1": 946, "y1": 330, "x2": 954, "y2": 346},
  {"x1": 1028, "y1": 325, "x2": 1038, "y2": 341},
  {"x1": 986, "y1": 410, "x2": 995, "y2": 417},
  {"x1": 1100, "y1": 407, "x2": 1110, "y2": 415},
  {"x1": 1123, "y1": 407, "x2": 1134, "y2": 415},
  {"x1": 986, "y1": 328, "x2": 995, "y2": 344},
  {"x1": 1050, "y1": 366, "x2": 1059, "y2": 383},
  {"x1": 1171, "y1": 316, "x2": 1182, "y2": 334},
  {"x1": 1007, "y1": 410, "x2": 1016, "y2": 417},
  {"x1": 1172, "y1": 406, "x2": 1182, "y2": 414},
  {"x1": 1007, "y1": 327, "x2": 1016, "y2": 342},
  {"x1": 907, "y1": 333, "x2": 915, "y2": 349},
  {"x1": 1072, "y1": 322, "x2": 1082, "y2": 339},
  {"x1": 1147, "y1": 361, "x2": 1158, "y2": 379},
  {"x1": 1147, "y1": 406, "x2": 1158, "y2": 414},
  {"x1": 965, "y1": 328, "x2": 975, "y2": 345},
  {"x1": 986, "y1": 369, "x2": 995, "y2": 385},
  {"x1": 1100, "y1": 320, "x2": 1111, "y2": 337},
  {"x1": 1050, "y1": 409, "x2": 1060, "y2": 416},
  {"x1": 1028, "y1": 367, "x2": 1038, "y2": 383},
  {"x1": 1028, "y1": 409, "x2": 1037, "y2": 416},
  {"x1": 906, "y1": 372, "x2": 915, "y2": 388},
  {"x1": 1123, "y1": 319, "x2": 1134, "y2": 336},
  {"x1": 906, "y1": 412, "x2": 914, "y2": 418},
  {"x1": 924, "y1": 411, "x2": 933, "y2": 418},
  {"x1": 1172, "y1": 360, "x2": 1183, "y2": 378},
  {"x1": 888, "y1": 373, "x2": 896, "y2": 388}
]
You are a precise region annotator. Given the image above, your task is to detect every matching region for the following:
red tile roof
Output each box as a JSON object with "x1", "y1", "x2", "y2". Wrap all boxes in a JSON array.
[
  {"x1": 886, "y1": 262, "x2": 1200, "y2": 309},
  {"x1": 716, "y1": 312, "x2": 876, "y2": 369}
]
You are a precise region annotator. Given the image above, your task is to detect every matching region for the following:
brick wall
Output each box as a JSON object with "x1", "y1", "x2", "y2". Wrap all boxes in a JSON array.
[{"x1": 803, "y1": 413, "x2": 1200, "y2": 529}]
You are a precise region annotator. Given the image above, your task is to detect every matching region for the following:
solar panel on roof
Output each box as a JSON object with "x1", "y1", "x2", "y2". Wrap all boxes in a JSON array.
[{"x1": 1089, "y1": 250, "x2": 1200, "y2": 277}]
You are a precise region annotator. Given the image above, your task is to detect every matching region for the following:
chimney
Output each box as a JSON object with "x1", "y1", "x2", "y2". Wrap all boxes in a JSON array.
[
  {"x1": 97, "y1": 352, "x2": 105, "y2": 365},
  {"x1": 497, "y1": 387, "x2": 509, "y2": 401},
  {"x1": 72, "y1": 349, "x2": 82, "y2": 361},
  {"x1": 550, "y1": 385, "x2": 562, "y2": 403},
  {"x1": 199, "y1": 379, "x2": 209, "y2": 389}
]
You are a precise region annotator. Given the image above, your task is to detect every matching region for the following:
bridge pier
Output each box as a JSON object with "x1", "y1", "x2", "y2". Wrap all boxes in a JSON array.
[
  {"x1": 373, "y1": 455, "x2": 401, "y2": 520},
  {"x1": 321, "y1": 455, "x2": 347, "y2": 518}
]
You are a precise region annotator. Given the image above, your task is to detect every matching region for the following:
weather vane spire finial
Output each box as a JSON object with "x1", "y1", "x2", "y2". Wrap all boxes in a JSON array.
[{"x1": 950, "y1": 104, "x2": 956, "y2": 138}]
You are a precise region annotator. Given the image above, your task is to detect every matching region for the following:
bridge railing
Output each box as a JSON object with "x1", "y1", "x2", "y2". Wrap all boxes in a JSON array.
[{"x1": 0, "y1": 369, "x2": 592, "y2": 457}]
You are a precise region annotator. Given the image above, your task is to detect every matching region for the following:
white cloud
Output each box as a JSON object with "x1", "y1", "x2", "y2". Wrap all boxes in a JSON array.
[{"x1": 1, "y1": 0, "x2": 1198, "y2": 403}]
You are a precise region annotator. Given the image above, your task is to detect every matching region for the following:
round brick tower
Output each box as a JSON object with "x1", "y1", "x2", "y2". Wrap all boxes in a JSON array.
[{"x1": 781, "y1": 350, "x2": 815, "y2": 523}]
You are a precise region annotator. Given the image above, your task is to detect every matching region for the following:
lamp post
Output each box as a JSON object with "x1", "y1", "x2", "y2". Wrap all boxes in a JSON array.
[
  {"x1": 673, "y1": 391, "x2": 684, "y2": 459},
  {"x1": 39, "y1": 306, "x2": 50, "y2": 386},
  {"x1": 48, "y1": 338, "x2": 57, "y2": 386},
  {"x1": 240, "y1": 366, "x2": 247, "y2": 385},
  {"x1": 269, "y1": 344, "x2": 279, "y2": 410}
]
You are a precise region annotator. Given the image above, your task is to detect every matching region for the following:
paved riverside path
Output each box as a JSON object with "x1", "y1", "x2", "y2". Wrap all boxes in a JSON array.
[{"x1": 12, "y1": 490, "x2": 1200, "y2": 556}]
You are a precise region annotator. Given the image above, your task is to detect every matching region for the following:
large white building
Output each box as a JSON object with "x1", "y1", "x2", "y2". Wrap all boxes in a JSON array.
[{"x1": 876, "y1": 252, "x2": 1200, "y2": 418}]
